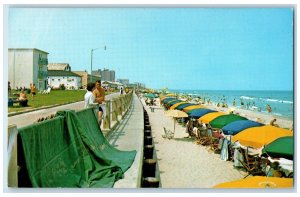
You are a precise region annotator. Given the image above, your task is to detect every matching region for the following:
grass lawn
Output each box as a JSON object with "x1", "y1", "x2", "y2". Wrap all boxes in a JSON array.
[{"x1": 8, "y1": 90, "x2": 115, "y2": 113}]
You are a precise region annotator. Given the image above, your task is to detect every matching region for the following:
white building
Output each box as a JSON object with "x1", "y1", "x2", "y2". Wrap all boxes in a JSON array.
[
  {"x1": 47, "y1": 70, "x2": 82, "y2": 90},
  {"x1": 47, "y1": 63, "x2": 71, "y2": 71},
  {"x1": 8, "y1": 48, "x2": 49, "y2": 90}
]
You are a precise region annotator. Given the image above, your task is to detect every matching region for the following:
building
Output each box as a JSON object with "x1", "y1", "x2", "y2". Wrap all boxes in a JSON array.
[
  {"x1": 47, "y1": 70, "x2": 82, "y2": 90},
  {"x1": 73, "y1": 71, "x2": 101, "y2": 88},
  {"x1": 117, "y1": 79, "x2": 129, "y2": 85},
  {"x1": 92, "y1": 68, "x2": 115, "y2": 82},
  {"x1": 8, "y1": 48, "x2": 49, "y2": 90},
  {"x1": 102, "y1": 81, "x2": 124, "y2": 90},
  {"x1": 48, "y1": 63, "x2": 71, "y2": 71}
]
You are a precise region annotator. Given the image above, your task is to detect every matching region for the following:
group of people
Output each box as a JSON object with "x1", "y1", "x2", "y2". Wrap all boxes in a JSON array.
[
  {"x1": 185, "y1": 119, "x2": 206, "y2": 138},
  {"x1": 8, "y1": 82, "x2": 37, "y2": 107},
  {"x1": 84, "y1": 80, "x2": 106, "y2": 127}
]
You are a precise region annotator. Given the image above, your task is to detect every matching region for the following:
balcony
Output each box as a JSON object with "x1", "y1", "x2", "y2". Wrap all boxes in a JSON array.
[
  {"x1": 38, "y1": 58, "x2": 48, "y2": 65},
  {"x1": 38, "y1": 71, "x2": 48, "y2": 79}
]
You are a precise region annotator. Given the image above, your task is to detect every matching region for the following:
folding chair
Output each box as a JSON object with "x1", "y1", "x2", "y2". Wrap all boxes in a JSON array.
[
  {"x1": 162, "y1": 127, "x2": 174, "y2": 139},
  {"x1": 237, "y1": 147, "x2": 265, "y2": 178}
]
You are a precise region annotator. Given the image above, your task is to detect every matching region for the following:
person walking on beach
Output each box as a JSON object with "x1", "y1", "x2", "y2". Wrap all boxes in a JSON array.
[
  {"x1": 93, "y1": 80, "x2": 105, "y2": 127},
  {"x1": 30, "y1": 83, "x2": 36, "y2": 100},
  {"x1": 266, "y1": 104, "x2": 272, "y2": 113},
  {"x1": 84, "y1": 82, "x2": 96, "y2": 108}
]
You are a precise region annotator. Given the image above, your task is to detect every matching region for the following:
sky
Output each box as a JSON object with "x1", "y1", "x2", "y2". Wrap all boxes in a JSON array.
[{"x1": 7, "y1": 7, "x2": 294, "y2": 91}]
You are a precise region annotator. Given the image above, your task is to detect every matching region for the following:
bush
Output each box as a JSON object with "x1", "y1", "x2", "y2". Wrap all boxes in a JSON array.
[{"x1": 59, "y1": 84, "x2": 66, "y2": 90}]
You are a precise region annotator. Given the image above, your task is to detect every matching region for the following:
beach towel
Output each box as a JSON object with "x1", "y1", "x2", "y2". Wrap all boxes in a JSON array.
[
  {"x1": 18, "y1": 108, "x2": 136, "y2": 187},
  {"x1": 220, "y1": 138, "x2": 230, "y2": 161}
]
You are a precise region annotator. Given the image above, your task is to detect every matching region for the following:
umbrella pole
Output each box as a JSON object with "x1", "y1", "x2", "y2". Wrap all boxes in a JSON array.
[{"x1": 174, "y1": 118, "x2": 176, "y2": 133}]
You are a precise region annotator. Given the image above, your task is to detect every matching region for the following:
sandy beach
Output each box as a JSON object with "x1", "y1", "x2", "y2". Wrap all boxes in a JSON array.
[
  {"x1": 141, "y1": 96, "x2": 293, "y2": 188},
  {"x1": 141, "y1": 99, "x2": 247, "y2": 188}
]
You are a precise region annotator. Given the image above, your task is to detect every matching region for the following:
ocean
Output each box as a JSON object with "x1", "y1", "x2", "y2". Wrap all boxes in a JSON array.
[{"x1": 169, "y1": 89, "x2": 294, "y2": 120}]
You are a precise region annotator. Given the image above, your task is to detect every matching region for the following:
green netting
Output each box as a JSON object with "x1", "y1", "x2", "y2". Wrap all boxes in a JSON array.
[{"x1": 18, "y1": 108, "x2": 136, "y2": 188}]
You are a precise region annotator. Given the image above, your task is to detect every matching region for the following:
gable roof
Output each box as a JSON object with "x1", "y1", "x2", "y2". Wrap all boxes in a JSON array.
[
  {"x1": 48, "y1": 63, "x2": 70, "y2": 71},
  {"x1": 48, "y1": 70, "x2": 81, "y2": 77}
]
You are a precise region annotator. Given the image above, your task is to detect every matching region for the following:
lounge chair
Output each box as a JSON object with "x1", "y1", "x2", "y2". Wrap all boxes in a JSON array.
[
  {"x1": 42, "y1": 87, "x2": 51, "y2": 94},
  {"x1": 162, "y1": 127, "x2": 174, "y2": 139},
  {"x1": 236, "y1": 147, "x2": 265, "y2": 178},
  {"x1": 196, "y1": 127, "x2": 211, "y2": 145}
]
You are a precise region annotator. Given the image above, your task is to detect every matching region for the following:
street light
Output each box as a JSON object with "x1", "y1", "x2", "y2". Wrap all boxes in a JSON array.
[{"x1": 90, "y1": 46, "x2": 107, "y2": 82}]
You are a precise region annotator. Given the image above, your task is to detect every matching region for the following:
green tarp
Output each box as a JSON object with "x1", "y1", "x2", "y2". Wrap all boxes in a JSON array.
[{"x1": 18, "y1": 108, "x2": 136, "y2": 188}]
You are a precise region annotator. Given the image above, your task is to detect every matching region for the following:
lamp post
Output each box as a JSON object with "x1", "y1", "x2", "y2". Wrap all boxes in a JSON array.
[
  {"x1": 90, "y1": 46, "x2": 107, "y2": 82},
  {"x1": 90, "y1": 48, "x2": 98, "y2": 82}
]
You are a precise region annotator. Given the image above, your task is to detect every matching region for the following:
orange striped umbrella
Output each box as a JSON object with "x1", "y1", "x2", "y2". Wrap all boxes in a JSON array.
[
  {"x1": 213, "y1": 176, "x2": 293, "y2": 188},
  {"x1": 231, "y1": 125, "x2": 293, "y2": 149},
  {"x1": 182, "y1": 105, "x2": 206, "y2": 113},
  {"x1": 198, "y1": 111, "x2": 226, "y2": 124},
  {"x1": 169, "y1": 101, "x2": 188, "y2": 110}
]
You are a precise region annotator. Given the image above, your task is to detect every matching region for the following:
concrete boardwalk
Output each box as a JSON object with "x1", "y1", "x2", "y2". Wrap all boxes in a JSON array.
[{"x1": 108, "y1": 93, "x2": 144, "y2": 188}]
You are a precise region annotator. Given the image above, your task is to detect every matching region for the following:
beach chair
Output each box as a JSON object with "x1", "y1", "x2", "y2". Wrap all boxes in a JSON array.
[
  {"x1": 42, "y1": 87, "x2": 51, "y2": 94},
  {"x1": 209, "y1": 129, "x2": 222, "y2": 153},
  {"x1": 236, "y1": 147, "x2": 265, "y2": 178},
  {"x1": 162, "y1": 127, "x2": 174, "y2": 139},
  {"x1": 196, "y1": 126, "x2": 212, "y2": 146}
]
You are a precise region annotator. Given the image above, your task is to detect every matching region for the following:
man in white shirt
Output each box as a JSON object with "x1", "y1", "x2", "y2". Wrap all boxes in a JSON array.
[{"x1": 84, "y1": 82, "x2": 96, "y2": 108}]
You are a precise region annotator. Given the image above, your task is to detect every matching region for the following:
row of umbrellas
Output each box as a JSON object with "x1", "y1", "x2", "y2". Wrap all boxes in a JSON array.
[
  {"x1": 161, "y1": 96, "x2": 294, "y2": 160},
  {"x1": 161, "y1": 95, "x2": 294, "y2": 189}
]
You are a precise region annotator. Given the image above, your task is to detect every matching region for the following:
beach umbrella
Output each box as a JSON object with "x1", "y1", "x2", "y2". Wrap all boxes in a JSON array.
[
  {"x1": 222, "y1": 120, "x2": 264, "y2": 135},
  {"x1": 165, "y1": 93, "x2": 177, "y2": 97},
  {"x1": 198, "y1": 112, "x2": 226, "y2": 124},
  {"x1": 165, "y1": 109, "x2": 188, "y2": 134},
  {"x1": 162, "y1": 98, "x2": 177, "y2": 105},
  {"x1": 161, "y1": 97, "x2": 176, "y2": 103},
  {"x1": 209, "y1": 114, "x2": 248, "y2": 129},
  {"x1": 175, "y1": 103, "x2": 196, "y2": 110},
  {"x1": 232, "y1": 125, "x2": 293, "y2": 149},
  {"x1": 182, "y1": 105, "x2": 206, "y2": 113},
  {"x1": 188, "y1": 108, "x2": 216, "y2": 119},
  {"x1": 262, "y1": 136, "x2": 294, "y2": 160},
  {"x1": 145, "y1": 93, "x2": 157, "y2": 99},
  {"x1": 167, "y1": 100, "x2": 182, "y2": 106},
  {"x1": 213, "y1": 176, "x2": 293, "y2": 188},
  {"x1": 169, "y1": 101, "x2": 188, "y2": 110}
]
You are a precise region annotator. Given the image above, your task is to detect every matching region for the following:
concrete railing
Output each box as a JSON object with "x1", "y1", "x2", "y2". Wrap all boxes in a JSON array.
[{"x1": 103, "y1": 91, "x2": 133, "y2": 131}]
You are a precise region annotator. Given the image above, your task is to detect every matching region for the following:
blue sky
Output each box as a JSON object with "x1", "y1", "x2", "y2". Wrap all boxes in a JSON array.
[{"x1": 8, "y1": 7, "x2": 294, "y2": 90}]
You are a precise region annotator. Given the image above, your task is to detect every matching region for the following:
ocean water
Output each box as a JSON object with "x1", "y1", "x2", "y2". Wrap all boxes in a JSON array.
[{"x1": 169, "y1": 89, "x2": 294, "y2": 120}]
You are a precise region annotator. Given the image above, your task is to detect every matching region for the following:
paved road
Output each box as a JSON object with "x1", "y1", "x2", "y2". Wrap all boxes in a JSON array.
[{"x1": 8, "y1": 92, "x2": 121, "y2": 128}]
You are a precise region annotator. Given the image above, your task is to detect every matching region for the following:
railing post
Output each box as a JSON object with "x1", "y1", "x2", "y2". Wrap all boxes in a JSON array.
[
  {"x1": 8, "y1": 124, "x2": 18, "y2": 187},
  {"x1": 108, "y1": 100, "x2": 111, "y2": 129},
  {"x1": 112, "y1": 99, "x2": 117, "y2": 121}
]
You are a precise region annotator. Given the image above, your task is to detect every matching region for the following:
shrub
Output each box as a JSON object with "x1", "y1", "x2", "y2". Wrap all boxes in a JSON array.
[{"x1": 59, "y1": 84, "x2": 66, "y2": 90}]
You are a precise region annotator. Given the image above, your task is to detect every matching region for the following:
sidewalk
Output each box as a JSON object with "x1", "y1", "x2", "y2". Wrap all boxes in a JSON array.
[{"x1": 106, "y1": 93, "x2": 144, "y2": 188}]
